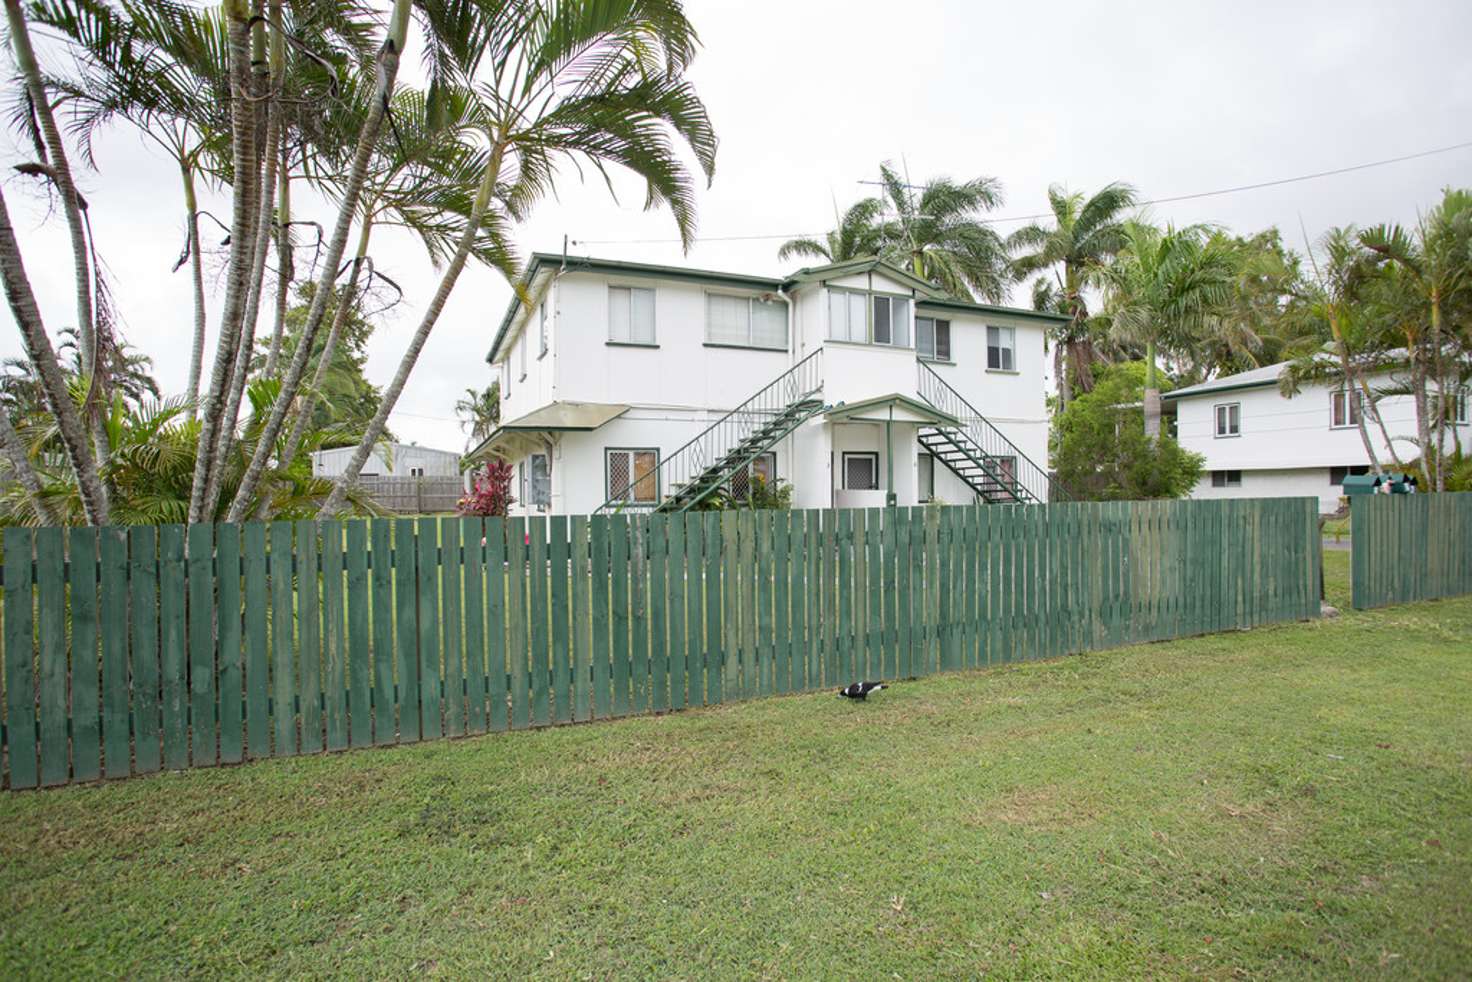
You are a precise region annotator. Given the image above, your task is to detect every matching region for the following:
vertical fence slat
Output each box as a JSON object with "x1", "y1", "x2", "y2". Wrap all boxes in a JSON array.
[
  {"x1": 441, "y1": 518, "x2": 465, "y2": 738},
  {"x1": 185, "y1": 524, "x2": 214, "y2": 768},
  {"x1": 721, "y1": 512, "x2": 740, "y2": 700},
  {"x1": 463, "y1": 517, "x2": 487, "y2": 735},
  {"x1": 100, "y1": 527, "x2": 130, "y2": 778},
  {"x1": 369, "y1": 520, "x2": 395, "y2": 745},
  {"x1": 487, "y1": 518, "x2": 510, "y2": 732},
  {"x1": 550, "y1": 515, "x2": 573, "y2": 725},
  {"x1": 609, "y1": 517, "x2": 631, "y2": 717},
  {"x1": 528, "y1": 516, "x2": 551, "y2": 726},
  {"x1": 128, "y1": 526, "x2": 161, "y2": 774},
  {"x1": 415, "y1": 517, "x2": 442, "y2": 740},
  {"x1": 801, "y1": 510, "x2": 818, "y2": 691},
  {"x1": 772, "y1": 510, "x2": 790, "y2": 696},
  {"x1": 68, "y1": 527, "x2": 101, "y2": 782},
  {"x1": 739, "y1": 510, "x2": 757, "y2": 700},
  {"x1": 702, "y1": 513, "x2": 723, "y2": 705},
  {"x1": 667, "y1": 515, "x2": 687, "y2": 711},
  {"x1": 684, "y1": 514, "x2": 704, "y2": 707},
  {"x1": 393, "y1": 518, "x2": 420, "y2": 743},
  {"x1": 216, "y1": 524, "x2": 243, "y2": 765},
  {"x1": 645, "y1": 514, "x2": 667, "y2": 714},
  {"x1": 590, "y1": 516, "x2": 612, "y2": 718},
  {"x1": 322, "y1": 520, "x2": 348, "y2": 752},
  {"x1": 4, "y1": 527, "x2": 37, "y2": 788},
  {"x1": 157, "y1": 526, "x2": 188, "y2": 772},
  {"x1": 837, "y1": 509, "x2": 853, "y2": 686},
  {"x1": 36, "y1": 528, "x2": 68, "y2": 785},
  {"x1": 297, "y1": 521, "x2": 323, "y2": 755},
  {"x1": 345, "y1": 520, "x2": 372, "y2": 748},
  {"x1": 758, "y1": 510, "x2": 776, "y2": 697},
  {"x1": 269, "y1": 522, "x2": 297, "y2": 757},
  {"x1": 572, "y1": 516, "x2": 592, "y2": 723},
  {"x1": 242, "y1": 523, "x2": 268, "y2": 758}
]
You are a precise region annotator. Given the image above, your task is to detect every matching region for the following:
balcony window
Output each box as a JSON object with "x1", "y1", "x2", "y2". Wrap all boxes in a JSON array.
[
  {"x1": 827, "y1": 289, "x2": 910, "y2": 347},
  {"x1": 872, "y1": 295, "x2": 911, "y2": 347}
]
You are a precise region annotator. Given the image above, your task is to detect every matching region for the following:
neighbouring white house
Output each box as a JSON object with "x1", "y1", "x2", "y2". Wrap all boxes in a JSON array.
[
  {"x1": 1164, "y1": 361, "x2": 1470, "y2": 514},
  {"x1": 312, "y1": 442, "x2": 462, "y2": 479},
  {"x1": 467, "y1": 253, "x2": 1069, "y2": 517}
]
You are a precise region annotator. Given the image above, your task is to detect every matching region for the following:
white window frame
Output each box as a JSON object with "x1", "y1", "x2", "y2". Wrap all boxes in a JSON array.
[
  {"x1": 1329, "y1": 388, "x2": 1360, "y2": 429},
  {"x1": 986, "y1": 325, "x2": 1016, "y2": 371},
  {"x1": 1214, "y1": 402, "x2": 1241, "y2": 438},
  {"x1": 826, "y1": 288, "x2": 911, "y2": 348},
  {"x1": 870, "y1": 293, "x2": 911, "y2": 348},
  {"x1": 704, "y1": 292, "x2": 789, "y2": 350},
  {"x1": 538, "y1": 300, "x2": 549, "y2": 358},
  {"x1": 608, "y1": 285, "x2": 657, "y2": 345},
  {"x1": 525, "y1": 452, "x2": 551, "y2": 510},
  {"x1": 916, "y1": 317, "x2": 951, "y2": 361}
]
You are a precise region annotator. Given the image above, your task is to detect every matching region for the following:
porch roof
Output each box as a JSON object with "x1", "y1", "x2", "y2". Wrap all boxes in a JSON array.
[
  {"x1": 824, "y1": 393, "x2": 960, "y2": 428},
  {"x1": 465, "y1": 401, "x2": 629, "y2": 463}
]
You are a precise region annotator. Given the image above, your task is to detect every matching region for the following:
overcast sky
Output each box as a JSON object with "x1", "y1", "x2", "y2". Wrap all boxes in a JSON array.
[{"x1": 3, "y1": 0, "x2": 1469, "y2": 453}]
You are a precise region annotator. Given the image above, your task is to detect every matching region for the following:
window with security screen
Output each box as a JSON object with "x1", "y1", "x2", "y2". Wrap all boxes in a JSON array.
[
  {"x1": 728, "y1": 453, "x2": 776, "y2": 501},
  {"x1": 606, "y1": 448, "x2": 658, "y2": 503},
  {"x1": 843, "y1": 452, "x2": 879, "y2": 491}
]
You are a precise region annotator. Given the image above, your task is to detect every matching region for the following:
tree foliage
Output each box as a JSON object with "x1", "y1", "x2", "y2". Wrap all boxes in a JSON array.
[{"x1": 1053, "y1": 362, "x2": 1204, "y2": 500}]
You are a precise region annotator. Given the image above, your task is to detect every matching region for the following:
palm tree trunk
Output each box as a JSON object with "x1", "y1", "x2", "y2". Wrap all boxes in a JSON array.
[
  {"x1": 226, "y1": 0, "x2": 414, "y2": 521},
  {"x1": 265, "y1": 143, "x2": 292, "y2": 377},
  {"x1": 206, "y1": 60, "x2": 283, "y2": 518},
  {"x1": 280, "y1": 218, "x2": 373, "y2": 476},
  {"x1": 0, "y1": 187, "x2": 107, "y2": 524},
  {"x1": 1143, "y1": 339, "x2": 1162, "y2": 438},
  {"x1": 317, "y1": 145, "x2": 504, "y2": 518},
  {"x1": 0, "y1": 405, "x2": 52, "y2": 524},
  {"x1": 183, "y1": 163, "x2": 207, "y2": 415},
  {"x1": 1431, "y1": 297, "x2": 1446, "y2": 491},
  {"x1": 188, "y1": 1, "x2": 259, "y2": 524},
  {"x1": 4, "y1": 0, "x2": 93, "y2": 376}
]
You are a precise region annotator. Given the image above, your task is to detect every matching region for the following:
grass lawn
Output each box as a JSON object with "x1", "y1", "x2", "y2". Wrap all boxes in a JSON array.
[{"x1": 3, "y1": 551, "x2": 1470, "y2": 978}]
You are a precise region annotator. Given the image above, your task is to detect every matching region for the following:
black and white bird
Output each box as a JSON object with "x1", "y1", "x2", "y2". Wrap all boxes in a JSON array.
[{"x1": 837, "y1": 681, "x2": 886, "y2": 701}]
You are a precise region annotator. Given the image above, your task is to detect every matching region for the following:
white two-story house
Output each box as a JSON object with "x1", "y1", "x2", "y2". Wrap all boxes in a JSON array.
[
  {"x1": 470, "y1": 253, "x2": 1068, "y2": 517},
  {"x1": 1165, "y1": 361, "x2": 1469, "y2": 513}
]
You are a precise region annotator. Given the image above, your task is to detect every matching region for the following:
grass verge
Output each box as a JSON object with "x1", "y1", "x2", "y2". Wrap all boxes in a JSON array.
[{"x1": 2, "y1": 552, "x2": 1469, "y2": 978}]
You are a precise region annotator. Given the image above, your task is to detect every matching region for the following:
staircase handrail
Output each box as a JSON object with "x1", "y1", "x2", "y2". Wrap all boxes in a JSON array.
[
  {"x1": 916, "y1": 360, "x2": 1073, "y2": 503},
  {"x1": 596, "y1": 349, "x2": 825, "y2": 514}
]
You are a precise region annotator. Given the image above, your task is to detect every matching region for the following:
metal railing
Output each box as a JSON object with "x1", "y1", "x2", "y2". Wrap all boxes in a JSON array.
[
  {"x1": 916, "y1": 361, "x2": 1070, "y2": 504},
  {"x1": 596, "y1": 350, "x2": 825, "y2": 514}
]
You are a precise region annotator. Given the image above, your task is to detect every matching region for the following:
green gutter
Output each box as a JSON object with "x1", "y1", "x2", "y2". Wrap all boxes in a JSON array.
[{"x1": 915, "y1": 296, "x2": 1071, "y2": 325}]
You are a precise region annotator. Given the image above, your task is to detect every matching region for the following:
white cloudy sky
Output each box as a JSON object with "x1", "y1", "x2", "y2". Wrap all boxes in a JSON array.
[{"x1": 3, "y1": 0, "x2": 1470, "y2": 453}]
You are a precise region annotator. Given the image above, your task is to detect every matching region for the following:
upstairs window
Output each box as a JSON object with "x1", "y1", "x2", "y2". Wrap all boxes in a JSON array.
[
  {"x1": 871, "y1": 295, "x2": 911, "y2": 347},
  {"x1": 609, "y1": 286, "x2": 656, "y2": 344},
  {"x1": 1214, "y1": 402, "x2": 1241, "y2": 438},
  {"x1": 706, "y1": 293, "x2": 788, "y2": 349},
  {"x1": 1330, "y1": 389, "x2": 1360, "y2": 429},
  {"x1": 986, "y1": 325, "x2": 1015, "y2": 371},
  {"x1": 827, "y1": 289, "x2": 868, "y2": 343},
  {"x1": 518, "y1": 333, "x2": 527, "y2": 380},
  {"x1": 1432, "y1": 386, "x2": 1469, "y2": 424},
  {"x1": 538, "y1": 301, "x2": 548, "y2": 357},
  {"x1": 916, "y1": 317, "x2": 951, "y2": 361}
]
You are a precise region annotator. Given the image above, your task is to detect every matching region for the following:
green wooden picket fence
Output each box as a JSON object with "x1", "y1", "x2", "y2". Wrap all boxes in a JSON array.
[
  {"x1": 1350, "y1": 492, "x2": 1472, "y2": 609},
  {"x1": 1, "y1": 498, "x2": 1320, "y2": 790}
]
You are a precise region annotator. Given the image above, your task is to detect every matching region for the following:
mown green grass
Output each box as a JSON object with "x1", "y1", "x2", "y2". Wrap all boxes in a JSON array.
[{"x1": 2, "y1": 554, "x2": 1469, "y2": 978}]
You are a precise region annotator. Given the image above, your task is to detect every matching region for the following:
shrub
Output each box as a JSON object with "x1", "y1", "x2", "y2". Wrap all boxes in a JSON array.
[{"x1": 458, "y1": 460, "x2": 516, "y2": 516}]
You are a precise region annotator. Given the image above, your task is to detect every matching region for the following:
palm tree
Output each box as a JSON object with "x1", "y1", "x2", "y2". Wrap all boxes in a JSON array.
[
  {"x1": 314, "y1": 0, "x2": 718, "y2": 517},
  {"x1": 455, "y1": 382, "x2": 500, "y2": 451},
  {"x1": 1102, "y1": 222, "x2": 1237, "y2": 437},
  {"x1": 777, "y1": 196, "x2": 884, "y2": 264},
  {"x1": 1360, "y1": 189, "x2": 1472, "y2": 490},
  {"x1": 1007, "y1": 182, "x2": 1137, "y2": 409},
  {"x1": 874, "y1": 161, "x2": 1008, "y2": 302}
]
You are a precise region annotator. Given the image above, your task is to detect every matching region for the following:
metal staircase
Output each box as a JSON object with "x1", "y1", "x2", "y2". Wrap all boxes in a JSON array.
[
  {"x1": 596, "y1": 350, "x2": 825, "y2": 514},
  {"x1": 916, "y1": 361, "x2": 1069, "y2": 505}
]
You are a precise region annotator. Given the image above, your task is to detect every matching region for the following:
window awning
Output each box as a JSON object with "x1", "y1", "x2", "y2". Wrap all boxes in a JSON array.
[
  {"x1": 465, "y1": 401, "x2": 630, "y2": 463},
  {"x1": 824, "y1": 393, "x2": 960, "y2": 428}
]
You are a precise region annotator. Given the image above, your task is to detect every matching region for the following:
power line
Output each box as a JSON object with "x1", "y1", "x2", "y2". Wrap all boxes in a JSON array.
[{"x1": 570, "y1": 138, "x2": 1472, "y2": 247}]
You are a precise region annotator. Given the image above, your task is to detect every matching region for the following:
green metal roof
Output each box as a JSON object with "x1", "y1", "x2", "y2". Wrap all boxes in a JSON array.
[
  {"x1": 824, "y1": 393, "x2": 961, "y2": 428},
  {"x1": 915, "y1": 295, "x2": 1070, "y2": 325},
  {"x1": 781, "y1": 256, "x2": 943, "y2": 296}
]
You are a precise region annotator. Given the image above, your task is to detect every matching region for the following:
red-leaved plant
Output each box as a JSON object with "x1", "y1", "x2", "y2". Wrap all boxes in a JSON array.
[{"x1": 458, "y1": 460, "x2": 516, "y2": 517}]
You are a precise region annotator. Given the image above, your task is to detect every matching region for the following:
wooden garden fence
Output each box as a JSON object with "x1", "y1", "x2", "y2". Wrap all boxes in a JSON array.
[
  {"x1": 1350, "y1": 492, "x2": 1472, "y2": 609},
  {"x1": 1, "y1": 497, "x2": 1320, "y2": 790}
]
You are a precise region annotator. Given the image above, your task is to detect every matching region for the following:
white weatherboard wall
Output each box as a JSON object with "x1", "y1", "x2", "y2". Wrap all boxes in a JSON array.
[
  {"x1": 1174, "y1": 373, "x2": 1471, "y2": 513},
  {"x1": 489, "y1": 257, "x2": 1058, "y2": 517}
]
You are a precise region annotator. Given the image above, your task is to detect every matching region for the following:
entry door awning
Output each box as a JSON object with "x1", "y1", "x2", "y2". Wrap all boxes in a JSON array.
[
  {"x1": 465, "y1": 401, "x2": 630, "y2": 463},
  {"x1": 823, "y1": 393, "x2": 960, "y2": 428}
]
